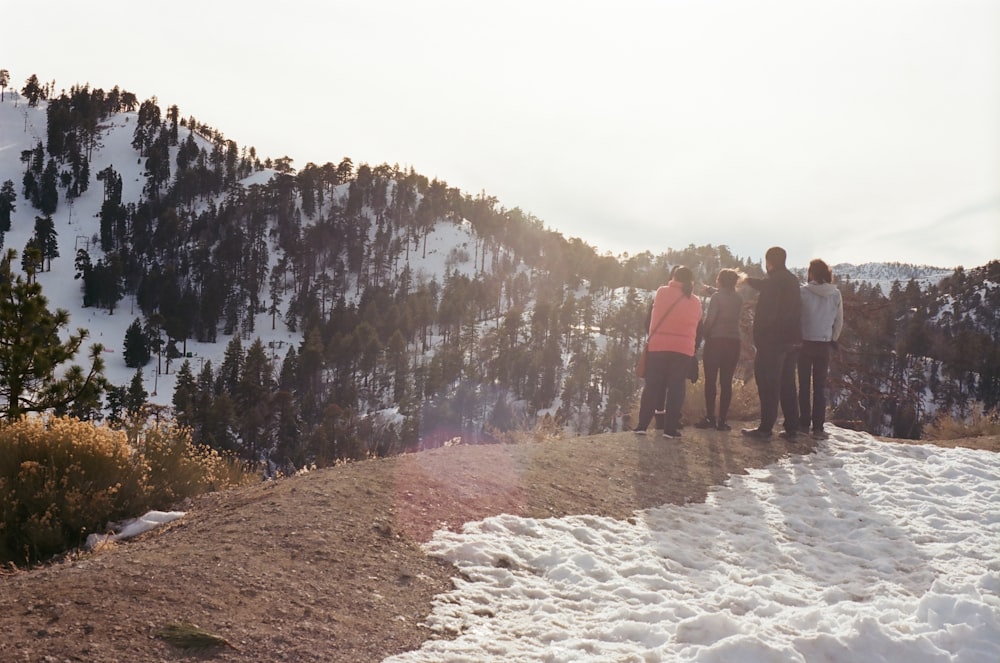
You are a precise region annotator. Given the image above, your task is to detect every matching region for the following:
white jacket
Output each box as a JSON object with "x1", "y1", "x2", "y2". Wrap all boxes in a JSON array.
[{"x1": 800, "y1": 282, "x2": 843, "y2": 342}]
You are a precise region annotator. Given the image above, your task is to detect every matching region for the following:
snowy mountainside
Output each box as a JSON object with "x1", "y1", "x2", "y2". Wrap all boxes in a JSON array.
[
  {"x1": 2, "y1": 88, "x2": 993, "y2": 448},
  {"x1": 0, "y1": 98, "x2": 284, "y2": 402},
  {"x1": 0, "y1": 96, "x2": 493, "y2": 407},
  {"x1": 830, "y1": 261, "x2": 953, "y2": 293},
  {"x1": 932, "y1": 262, "x2": 1000, "y2": 336}
]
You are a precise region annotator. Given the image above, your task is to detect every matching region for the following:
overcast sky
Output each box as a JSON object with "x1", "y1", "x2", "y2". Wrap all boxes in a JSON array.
[{"x1": 4, "y1": 0, "x2": 998, "y2": 268}]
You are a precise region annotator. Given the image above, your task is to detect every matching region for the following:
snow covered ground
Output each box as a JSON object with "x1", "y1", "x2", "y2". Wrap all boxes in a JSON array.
[{"x1": 386, "y1": 427, "x2": 1000, "y2": 662}]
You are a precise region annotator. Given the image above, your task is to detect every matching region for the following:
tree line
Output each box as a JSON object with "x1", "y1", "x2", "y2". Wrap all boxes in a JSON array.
[{"x1": 1, "y1": 79, "x2": 995, "y2": 471}]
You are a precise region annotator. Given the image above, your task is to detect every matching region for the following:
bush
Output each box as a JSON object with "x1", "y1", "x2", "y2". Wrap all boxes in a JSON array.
[
  {"x1": 925, "y1": 405, "x2": 1000, "y2": 440},
  {"x1": 125, "y1": 421, "x2": 253, "y2": 507},
  {"x1": 0, "y1": 416, "x2": 253, "y2": 567}
]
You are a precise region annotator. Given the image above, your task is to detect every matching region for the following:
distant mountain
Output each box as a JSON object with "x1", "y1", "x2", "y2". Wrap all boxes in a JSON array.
[{"x1": 830, "y1": 262, "x2": 954, "y2": 293}]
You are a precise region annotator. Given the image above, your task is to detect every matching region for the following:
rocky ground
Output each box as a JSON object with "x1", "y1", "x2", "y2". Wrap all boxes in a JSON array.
[{"x1": 2, "y1": 425, "x2": 996, "y2": 662}]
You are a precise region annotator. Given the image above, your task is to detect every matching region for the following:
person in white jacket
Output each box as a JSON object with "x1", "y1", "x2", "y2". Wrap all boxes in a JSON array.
[{"x1": 798, "y1": 259, "x2": 844, "y2": 439}]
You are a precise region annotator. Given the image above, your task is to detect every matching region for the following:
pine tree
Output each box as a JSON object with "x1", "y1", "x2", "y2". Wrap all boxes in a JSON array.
[
  {"x1": 123, "y1": 317, "x2": 151, "y2": 367},
  {"x1": 125, "y1": 369, "x2": 148, "y2": 418},
  {"x1": 270, "y1": 390, "x2": 301, "y2": 467},
  {"x1": 0, "y1": 249, "x2": 105, "y2": 420},
  {"x1": 239, "y1": 339, "x2": 274, "y2": 405},
  {"x1": 268, "y1": 262, "x2": 284, "y2": 330},
  {"x1": 216, "y1": 335, "x2": 243, "y2": 396},
  {"x1": 95, "y1": 254, "x2": 123, "y2": 314},
  {"x1": 32, "y1": 215, "x2": 58, "y2": 271},
  {"x1": 387, "y1": 329, "x2": 409, "y2": 402},
  {"x1": 21, "y1": 74, "x2": 44, "y2": 106},
  {"x1": 74, "y1": 249, "x2": 99, "y2": 307},
  {"x1": 194, "y1": 360, "x2": 215, "y2": 431},
  {"x1": 0, "y1": 180, "x2": 16, "y2": 239},
  {"x1": 237, "y1": 339, "x2": 274, "y2": 457},
  {"x1": 278, "y1": 346, "x2": 298, "y2": 391},
  {"x1": 172, "y1": 360, "x2": 197, "y2": 427},
  {"x1": 20, "y1": 242, "x2": 43, "y2": 280},
  {"x1": 204, "y1": 393, "x2": 237, "y2": 454},
  {"x1": 104, "y1": 384, "x2": 128, "y2": 425},
  {"x1": 39, "y1": 159, "x2": 59, "y2": 214}
]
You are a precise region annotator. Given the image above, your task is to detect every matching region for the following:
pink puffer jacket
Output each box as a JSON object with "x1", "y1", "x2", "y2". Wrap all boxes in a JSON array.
[{"x1": 646, "y1": 281, "x2": 703, "y2": 356}]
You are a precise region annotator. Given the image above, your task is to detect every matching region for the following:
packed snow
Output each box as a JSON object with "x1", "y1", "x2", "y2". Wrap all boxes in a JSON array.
[
  {"x1": 84, "y1": 510, "x2": 185, "y2": 549},
  {"x1": 385, "y1": 427, "x2": 1000, "y2": 662}
]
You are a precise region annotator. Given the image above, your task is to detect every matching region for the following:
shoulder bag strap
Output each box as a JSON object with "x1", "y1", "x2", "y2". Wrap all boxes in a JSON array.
[{"x1": 646, "y1": 295, "x2": 683, "y2": 343}]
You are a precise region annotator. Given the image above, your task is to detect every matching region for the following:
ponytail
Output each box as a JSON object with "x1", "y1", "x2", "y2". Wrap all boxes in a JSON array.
[{"x1": 672, "y1": 266, "x2": 695, "y2": 297}]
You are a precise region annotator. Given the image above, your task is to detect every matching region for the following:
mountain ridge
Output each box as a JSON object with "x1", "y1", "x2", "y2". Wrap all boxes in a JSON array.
[{"x1": 0, "y1": 86, "x2": 995, "y2": 460}]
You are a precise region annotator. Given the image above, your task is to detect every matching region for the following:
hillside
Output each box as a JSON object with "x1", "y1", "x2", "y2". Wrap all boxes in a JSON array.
[
  {"x1": 2, "y1": 85, "x2": 996, "y2": 461},
  {"x1": 828, "y1": 262, "x2": 954, "y2": 294},
  {"x1": 2, "y1": 426, "x2": 997, "y2": 662}
]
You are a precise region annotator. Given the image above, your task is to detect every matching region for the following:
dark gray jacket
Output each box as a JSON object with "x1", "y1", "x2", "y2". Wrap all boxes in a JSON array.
[
  {"x1": 703, "y1": 289, "x2": 742, "y2": 340},
  {"x1": 746, "y1": 266, "x2": 801, "y2": 350}
]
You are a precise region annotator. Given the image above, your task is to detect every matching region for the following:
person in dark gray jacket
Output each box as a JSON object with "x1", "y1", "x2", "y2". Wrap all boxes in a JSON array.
[
  {"x1": 742, "y1": 246, "x2": 802, "y2": 440},
  {"x1": 694, "y1": 268, "x2": 743, "y2": 431},
  {"x1": 798, "y1": 258, "x2": 843, "y2": 440}
]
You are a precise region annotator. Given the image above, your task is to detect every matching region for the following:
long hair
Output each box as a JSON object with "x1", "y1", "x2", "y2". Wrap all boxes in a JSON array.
[
  {"x1": 808, "y1": 258, "x2": 833, "y2": 284},
  {"x1": 672, "y1": 266, "x2": 694, "y2": 297}
]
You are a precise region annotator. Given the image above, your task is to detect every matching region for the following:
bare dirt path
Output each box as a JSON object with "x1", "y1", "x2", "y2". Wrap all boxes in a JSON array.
[{"x1": 2, "y1": 427, "x2": 996, "y2": 662}]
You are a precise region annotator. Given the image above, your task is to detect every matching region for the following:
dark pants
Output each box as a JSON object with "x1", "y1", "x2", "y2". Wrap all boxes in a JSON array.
[
  {"x1": 703, "y1": 337, "x2": 740, "y2": 421},
  {"x1": 798, "y1": 341, "x2": 831, "y2": 432},
  {"x1": 754, "y1": 343, "x2": 799, "y2": 433},
  {"x1": 637, "y1": 351, "x2": 691, "y2": 432}
]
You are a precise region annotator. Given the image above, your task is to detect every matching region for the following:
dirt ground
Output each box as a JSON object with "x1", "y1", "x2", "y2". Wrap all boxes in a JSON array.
[{"x1": 2, "y1": 425, "x2": 997, "y2": 663}]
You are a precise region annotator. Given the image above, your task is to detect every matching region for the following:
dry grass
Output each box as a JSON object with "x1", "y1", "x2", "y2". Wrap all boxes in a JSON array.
[
  {"x1": 925, "y1": 405, "x2": 1000, "y2": 440},
  {"x1": 0, "y1": 416, "x2": 253, "y2": 567},
  {"x1": 626, "y1": 375, "x2": 761, "y2": 428},
  {"x1": 681, "y1": 376, "x2": 760, "y2": 423},
  {"x1": 492, "y1": 414, "x2": 565, "y2": 445}
]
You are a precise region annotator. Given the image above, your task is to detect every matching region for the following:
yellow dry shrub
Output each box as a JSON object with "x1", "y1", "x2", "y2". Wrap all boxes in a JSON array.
[
  {"x1": 126, "y1": 422, "x2": 254, "y2": 507},
  {"x1": 492, "y1": 413, "x2": 564, "y2": 445},
  {"x1": 925, "y1": 405, "x2": 1000, "y2": 440},
  {"x1": 0, "y1": 416, "x2": 138, "y2": 566},
  {"x1": 0, "y1": 416, "x2": 254, "y2": 567}
]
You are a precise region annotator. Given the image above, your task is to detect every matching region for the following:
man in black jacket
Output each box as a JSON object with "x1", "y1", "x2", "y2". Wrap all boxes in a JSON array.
[{"x1": 742, "y1": 246, "x2": 802, "y2": 440}]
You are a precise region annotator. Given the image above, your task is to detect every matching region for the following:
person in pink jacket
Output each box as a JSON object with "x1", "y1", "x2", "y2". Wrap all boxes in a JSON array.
[{"x1": 634, "y1": 266, "x2": 703, "y2": 438}]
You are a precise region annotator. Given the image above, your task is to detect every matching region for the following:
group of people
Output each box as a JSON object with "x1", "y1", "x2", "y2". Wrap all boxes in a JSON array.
[{"x1": 633, "y1": 246, "x2": 844, "y2": 441}]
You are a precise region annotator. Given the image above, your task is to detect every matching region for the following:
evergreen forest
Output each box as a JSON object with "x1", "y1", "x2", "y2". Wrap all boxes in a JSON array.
[{"x1": 1, "y1": 77, "x2": 997, "y2": 471}]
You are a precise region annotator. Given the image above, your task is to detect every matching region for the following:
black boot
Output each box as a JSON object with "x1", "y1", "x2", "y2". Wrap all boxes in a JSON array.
[{"x1": 694, "y1": 415, "x2": 716, "y2": 429}]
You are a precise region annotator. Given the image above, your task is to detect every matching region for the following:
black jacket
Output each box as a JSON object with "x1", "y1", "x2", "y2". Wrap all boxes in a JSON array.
[{"x1": 746, "y1": 266, "x2": 801, "y2": 350}]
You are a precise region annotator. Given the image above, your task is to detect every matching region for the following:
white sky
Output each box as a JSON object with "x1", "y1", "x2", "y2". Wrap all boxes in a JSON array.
[
  {"x1": 385, "y1": 429, "x2": 1000, "y2": 661},
  {"x1": 4, "y1": 0, "x2": 999, "y2": 267}
]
